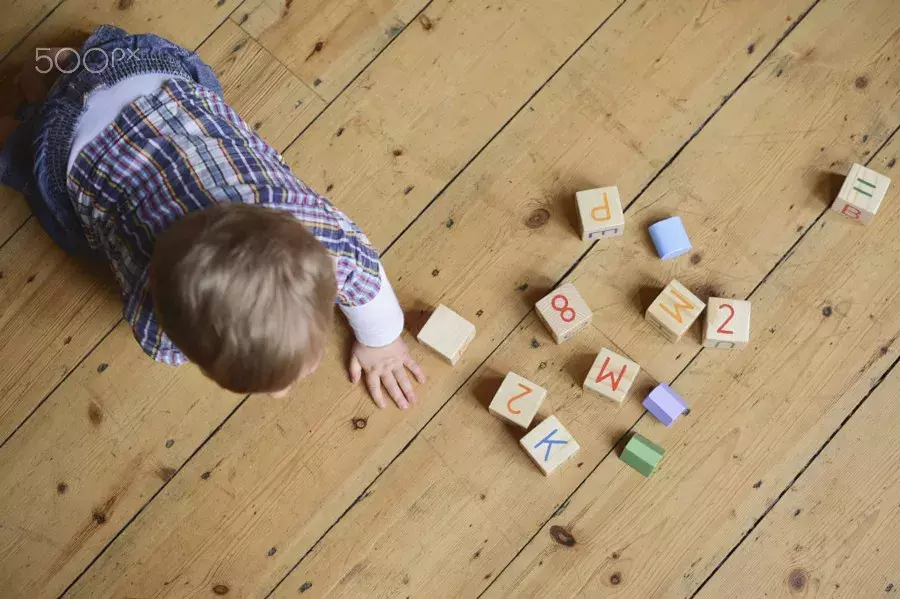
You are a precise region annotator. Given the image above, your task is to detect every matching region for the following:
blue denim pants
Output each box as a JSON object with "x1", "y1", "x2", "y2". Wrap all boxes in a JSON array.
[{"x1": 0, "y1": 25, "x2": 222, "y2": 255}]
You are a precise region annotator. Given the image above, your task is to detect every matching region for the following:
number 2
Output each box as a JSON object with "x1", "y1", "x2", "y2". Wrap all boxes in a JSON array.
[
  {"x1": 507, "y1": 383, "x2": 532, "y2": 414},
  {"x1": 551, "y1": 294, "x2": 576, "y2": 323},
  {"x1": 716, "y1": 303, "x2": 735, "y2": 334}
]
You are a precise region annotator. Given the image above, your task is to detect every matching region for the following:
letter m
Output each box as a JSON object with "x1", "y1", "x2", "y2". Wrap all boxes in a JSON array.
[{"x1": 659, "y1": 288, "x2": 695, "y2": 324}]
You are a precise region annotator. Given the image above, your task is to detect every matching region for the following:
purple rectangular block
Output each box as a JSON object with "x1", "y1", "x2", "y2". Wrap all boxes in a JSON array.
[{"x1": 642, "y1": 383, "x2": 688, "y2": 427}]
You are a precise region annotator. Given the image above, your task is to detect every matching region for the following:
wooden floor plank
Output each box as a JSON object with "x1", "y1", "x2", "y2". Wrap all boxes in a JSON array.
[
  {"x1": 234, "y1": 0, "x2": 427, "y2": 101},
  {"x1": 0, "y1": 0, "x2": 63, "y2": 61},
  {"x1": 697, "y1": 362, "x2": 900, "y2": 599},
  {"x1": 274, "y1": 0, "x2": 900, "y2": 596},
  {"x1": 484, "y1": 64, "x2": 900, "y2": 599},
  {"x1": 0, "y1": 0, "x2": 632, "y2": 596},
  {"x1": 0, "y1": 23, "x2": 321, "y2": 448},
  {"x1": 65, "y1": 0, "x2": 831, "y2": 597}
]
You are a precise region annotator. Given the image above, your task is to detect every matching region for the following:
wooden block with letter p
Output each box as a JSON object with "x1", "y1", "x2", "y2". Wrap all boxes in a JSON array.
[
  {"x1": 831, "y1": 163, "x2": 891, "y2": 224},
  {"x1": 583, "y1": 347, "x2": 640, "y2": 403},
  {"x1": 416, "y1": 304, "x2": 475, "y2": 365},
  {"x1": 703, "y1": 297, "x2": 751, "y2": 349},
  {"x1": 520, "y1": 415, "x2": 580, "y2": 475},
  {"x1": 576, "y1": 186, "x2": 625, "y2": 240},
  {"x1": 535, "y1": 282, "x2": 592, "y2": 344},
  {"x1": 645, "y1": 280, "x2": 704, "y2": 342},
  {"x1": 488, "y1": 372, "x2": 547, "y2": 429}
]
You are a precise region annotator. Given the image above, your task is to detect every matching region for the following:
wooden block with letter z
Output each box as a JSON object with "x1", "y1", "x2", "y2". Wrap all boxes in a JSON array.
[
  {"x1": 535, "y1": 282, "x2": 592, "y2": 344},
  {"x1": 488, "y1": 372, "x2": 547, "y2": 429},
  {"x1": 703, "y1": 297, "x2": 751, "y2": 349},
  {"x1": 583, "y1": 347, "x2": 640, "y2": 403},
  {"x1": 831, "y1": 163, "x2": 891, "y2": 224},
  {"x1": 576, "y1": 186, "x2": 625, "y2": 240},
  {"x1": 416, "y1": 304, "x2": 476, "y2": 365},
  {"x1": 645, "y1": 279, "x2": 704, "y2": 342},
  {"x1": 520, "y1": 415, "x2": 580, "y2": 475}
]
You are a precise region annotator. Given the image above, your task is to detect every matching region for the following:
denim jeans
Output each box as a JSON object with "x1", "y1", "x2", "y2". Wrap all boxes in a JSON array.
[{"x1": 0, "y1": 25, "x2": 222, "y2": 255}]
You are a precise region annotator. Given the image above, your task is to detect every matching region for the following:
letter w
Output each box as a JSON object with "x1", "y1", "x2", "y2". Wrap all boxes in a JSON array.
[{"x1": 595, "y1": 356, "x2": 626, "y2": 390}]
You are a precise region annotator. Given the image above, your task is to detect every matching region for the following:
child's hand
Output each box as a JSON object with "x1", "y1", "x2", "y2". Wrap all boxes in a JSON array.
[{"x1": 349, "y1": 337, "x2": 425, "y2": 409}]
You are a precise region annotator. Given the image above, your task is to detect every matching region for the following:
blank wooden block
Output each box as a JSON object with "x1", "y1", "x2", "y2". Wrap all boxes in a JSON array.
[
  {"x1": 583, "y1": 347, "x2": 640, "y2": 403},
  {"x1": 642, "y1": 383, "x2": 688, "y2": 427},
  {"x1": 416, "y1": 304, "x2": 475, "y2": 365},
  {"x1": 620, "y1": 432, "x2": 665, "y2": 477},
  {"x1": 831, "y1": 163, "x2": 891, "y2": 224},
  {"x1": 703, "y1": 297, "x2": 751, "y2": 349},
  {"x1": 520, "y1": 415, "x2": 580, "y2": 475},
  {"x1": 488, "y1": 372, "x2": 547, "y2": 429},
  {"x1": 535, "y1": 282, "x2": 593, "y2": 344},
  {"x1": 645, "y1": 280, "x2": 704, "y2": 342},
  {"x1": 576, "y1": 186, "x2": 625, "y2": 240}
]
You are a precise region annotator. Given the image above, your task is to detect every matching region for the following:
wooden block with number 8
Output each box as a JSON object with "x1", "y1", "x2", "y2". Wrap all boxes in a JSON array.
[
  {"x1": 831, "y1": 163, "x2": 890, "y2": 224},
  {"x1": 645, "y1": 280, "x2": 704, "y2": 342},
  {"x1": 535, "y1": 283, "x2": 592, "y2": 344},
  {"x1": 576, "y1": 186, "x2": 625, "y2": 240},
  {"x1": 520, "y1": 415, "x2": 580, "y2": 475},
  {"x1": 703, "y1": 297, "x2": 751, "y2": 349},
  {"x1": 488, "y1": 372, "x2": 547, "y2": 428},
  {"x1": 583, "y1": 347, "x2": 640, "y2": 403}
]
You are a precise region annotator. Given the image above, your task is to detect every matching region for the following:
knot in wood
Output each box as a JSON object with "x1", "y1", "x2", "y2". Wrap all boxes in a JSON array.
[
  {"x1": 525, "y1": 208, "x2": 550, "y2": 229},
  {"x1": 549, "y1": 525, "x2": 576, "y2": 547}
]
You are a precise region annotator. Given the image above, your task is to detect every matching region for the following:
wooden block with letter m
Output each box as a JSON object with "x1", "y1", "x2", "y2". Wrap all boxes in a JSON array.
[{"x1": 645, "y1": 280, "x2": 704, "y2": 342}]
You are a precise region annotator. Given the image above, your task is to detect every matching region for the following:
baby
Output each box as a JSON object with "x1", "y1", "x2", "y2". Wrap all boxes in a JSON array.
[{"x1": 0, "y1": 26, "x2": 424, "y2": 408}]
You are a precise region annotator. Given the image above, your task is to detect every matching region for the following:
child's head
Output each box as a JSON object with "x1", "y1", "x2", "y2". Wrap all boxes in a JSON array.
[{"x1": 150, "y1": 203, "x2": 337, "y2": 394}]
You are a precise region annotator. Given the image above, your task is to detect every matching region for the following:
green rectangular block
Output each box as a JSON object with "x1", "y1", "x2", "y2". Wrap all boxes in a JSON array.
[{"x1": 620, "y1": 433, "x2": 665, "y2": 477}]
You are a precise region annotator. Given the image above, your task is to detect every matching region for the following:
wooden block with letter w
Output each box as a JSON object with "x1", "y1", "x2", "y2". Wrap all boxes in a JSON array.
[{"x1": 645, "y1": 280, "x2": 704, "y2": 342}]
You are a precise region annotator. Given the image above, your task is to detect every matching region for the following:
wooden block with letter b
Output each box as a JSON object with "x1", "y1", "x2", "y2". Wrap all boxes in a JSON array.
[
  {"x1": 535, "y1": 282, "x2": 592, "y2": 344},
  {"x1": 576, "y1": 186, "x2": 625, "y2": 240},
  {"x1": 520, "y1": 415, "x2": 580, "y2": 475},
  {"x1": 703, "y1": 297, "x2": 751, "y2": 349},
  {"x1": 583, "y1": 347, "x2": 640, "y2": 403},
  {"x1": 488, "y1": 372, "x2": 547, "y2": 428},
  {"x1": 645, "y1": 280, "x2": 704, "y2": 342},
  {"x1": 416, "y1": 304, "x2": 476, "y2": 365},
  {"x1": 831, "y1": 163, "x2": 891, "y2": 224}
]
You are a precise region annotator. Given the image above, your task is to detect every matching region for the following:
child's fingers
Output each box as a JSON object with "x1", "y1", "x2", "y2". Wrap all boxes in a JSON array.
[
  {"x1": 393, "y1": 368, "x2": 417, "y2": 404},
  {"x1": 366, "y1": 371, "x2": 386, "y2": 408},
  {"x1": 404, "y1": 357, "x2": 426, "y2": 384},
  {"x1": 381, "y1": 374, "x2": 408, "y2": 410},
  {"x1": 349, "y1": 354, "x2": 362, "y2": 383}
]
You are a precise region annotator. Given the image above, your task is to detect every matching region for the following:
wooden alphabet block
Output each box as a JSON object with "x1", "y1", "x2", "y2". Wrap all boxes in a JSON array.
[
  {"x1": 620, "y1": 432, "x2": 665, "y2": 477},
  {"x1": 416, "y1": 304, "x2": 475, "y2": 365},
  {"x1": 583, "y1": 347, "x2": 640, "y2": 403},
  {"x1": 535, "y1": 282, "x2": 592, "y2": 344},
  {"x1": 645, "y1": 280, "x2": 704, "y2": 342},
  {"x1": 831, "y1": 163, "x2": 891, "y2": 224},
  {"x1": 576, "y1": 186, "x2": 625, "y2": 240},
  {"x1": 488, "y1": 372, "x2": 547, "y2": 429},
  {"x1": 520, "y1": 415, "x2": 580, "y2": 475},
  {"x1": 703, "y1": 297, "x2": 751, "y2": 349},
  {"x1": 642, "y1": 383, "x2": 688, "y2": 427}
]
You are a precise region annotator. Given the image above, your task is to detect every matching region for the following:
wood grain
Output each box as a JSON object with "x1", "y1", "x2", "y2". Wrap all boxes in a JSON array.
[
  {"x1": 0, "y1": 0, "x2": 61, "y2": 60},
  {"x1": 487, "y1": 98, "x2": 900, "y2": 599},
  {"x1": 697, "y1": 364, "x2": 900, "y2": 599},
  {"x1": 234, "y1": 0, "x2": 427, "y2": 101},
  {"x1": 276, "y1": 0, "x2": 900, "y2": 596}
]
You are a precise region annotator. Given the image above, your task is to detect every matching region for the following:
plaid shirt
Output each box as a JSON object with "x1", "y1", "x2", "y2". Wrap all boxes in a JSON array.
[{"x1": 67, "y1": 79, "x2": 381, "y2": 365}]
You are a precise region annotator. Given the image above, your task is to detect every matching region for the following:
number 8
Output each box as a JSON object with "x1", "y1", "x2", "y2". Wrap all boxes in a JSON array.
[{"x1": 551, "y1": 294, "x2": 576, "y2": 323}]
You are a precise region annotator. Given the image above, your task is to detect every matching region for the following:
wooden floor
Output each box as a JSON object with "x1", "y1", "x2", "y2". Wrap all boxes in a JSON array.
[{"x1": 1, "y1": 0, "x2": 899, "y2": 597}]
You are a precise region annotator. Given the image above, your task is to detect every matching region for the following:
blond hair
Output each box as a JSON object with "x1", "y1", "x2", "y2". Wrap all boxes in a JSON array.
[{"x1": 150, "y1": 203, "x2": 336, "y2": 393}]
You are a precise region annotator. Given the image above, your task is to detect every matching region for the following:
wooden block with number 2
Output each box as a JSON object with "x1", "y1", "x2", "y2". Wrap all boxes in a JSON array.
[
  {"x1": 703, "y1": 297, "x2": 751, "y2": 349},
  {"x1": 535, "y1": 282, "x2": 593, "y2": 344},
  {"x1": 488, "y1": 372, "x2": 547, "y2": 428}
]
